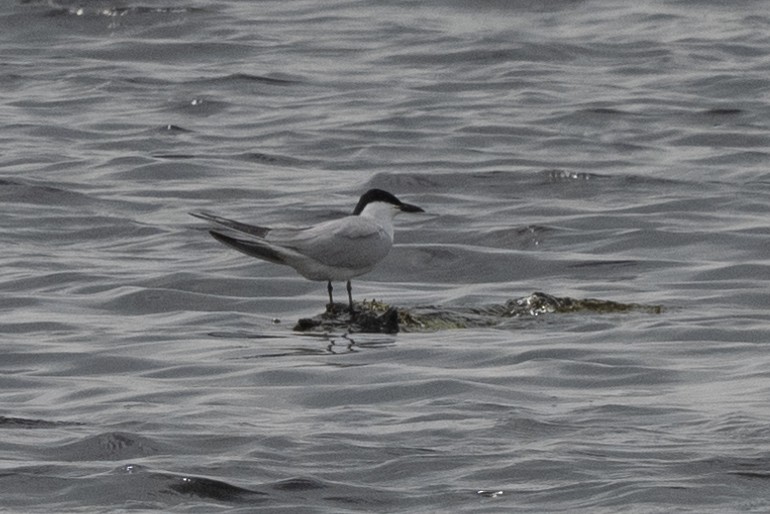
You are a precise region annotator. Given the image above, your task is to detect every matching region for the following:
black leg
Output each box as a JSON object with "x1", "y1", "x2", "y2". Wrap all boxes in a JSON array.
[
  {"x1": 346, "y1": 280, "x2": 354, "y2": 313},
  {"x1": 327, "y1": 281, "x2": 334, "y2": 307}
]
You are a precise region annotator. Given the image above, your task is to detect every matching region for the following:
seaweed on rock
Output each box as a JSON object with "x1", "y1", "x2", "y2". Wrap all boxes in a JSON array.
[{"x1": 294, "y1": 292, "x2": 662, "y2": 334}]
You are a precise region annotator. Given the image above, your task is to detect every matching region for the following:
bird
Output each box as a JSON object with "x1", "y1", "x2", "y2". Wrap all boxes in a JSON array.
[{"x1": 191, "y1": 188, "x2": 424, "y2": 313}]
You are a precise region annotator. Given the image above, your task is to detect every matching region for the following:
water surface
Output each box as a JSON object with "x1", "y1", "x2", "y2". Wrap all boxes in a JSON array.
[{"x1": 1, "y1": 0, "x2": 770, "y2": 511}]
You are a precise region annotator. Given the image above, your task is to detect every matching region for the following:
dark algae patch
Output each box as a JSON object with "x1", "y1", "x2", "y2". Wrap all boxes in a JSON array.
[{"x1": 294, "y1": 292, "x2": 663, "y2": 333}]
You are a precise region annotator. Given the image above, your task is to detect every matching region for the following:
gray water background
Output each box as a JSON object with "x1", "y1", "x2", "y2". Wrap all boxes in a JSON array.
[{"x1": 1, "y1": 0, "x2": 770, "y2": 512}]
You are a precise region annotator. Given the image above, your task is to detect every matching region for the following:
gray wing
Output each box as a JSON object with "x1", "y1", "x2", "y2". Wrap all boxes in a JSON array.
[
  {"x1": 208, "y1": 230, "x2": 287, "y2": 264},
  {"x1": 267, "y1": 216, "x2": 392, "y2": 270},
  {"x1": 190, "y1": 211, "x2": 270, "y2": 238}
]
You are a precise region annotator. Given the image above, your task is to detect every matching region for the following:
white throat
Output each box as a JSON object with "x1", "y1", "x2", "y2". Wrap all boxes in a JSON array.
[{"x1": 359, "y1": 201, "x2": 398, "y2": 237}]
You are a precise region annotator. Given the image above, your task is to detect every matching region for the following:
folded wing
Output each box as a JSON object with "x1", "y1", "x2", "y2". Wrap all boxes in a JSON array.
[
  {"x1": 208, "y1": 231, "x2": 287, "y2": 265},
  {"x1": 190, "y1": 211, "x2": 270, "y2": 238},
  {"x1": 267, "y1": 216, "x2": 393, "y2": 271},
  {"x1": 193, "y1": 211, "x2": 393, "y2": 273}
]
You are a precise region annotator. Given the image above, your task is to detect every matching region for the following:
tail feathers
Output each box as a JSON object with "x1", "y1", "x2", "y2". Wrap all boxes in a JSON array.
[
  {"x1": 190, "y1": 211, "x2": 270, "y2": 238},
  {"x1": 209, "y1": 230, "x2": 286, "y2": 264}
]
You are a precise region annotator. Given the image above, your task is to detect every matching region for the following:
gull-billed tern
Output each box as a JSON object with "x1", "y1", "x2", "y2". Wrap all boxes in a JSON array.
[{"x1": 191, "y1": 189, "x2": 424, "y2": 312}]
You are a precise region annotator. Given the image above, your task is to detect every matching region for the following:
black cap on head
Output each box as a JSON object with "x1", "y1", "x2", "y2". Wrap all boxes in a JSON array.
[{"x1": 352, "y1": 188, "x2": 424, "y2": 215}]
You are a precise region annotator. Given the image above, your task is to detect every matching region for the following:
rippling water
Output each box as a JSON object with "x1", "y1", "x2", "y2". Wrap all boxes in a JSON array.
[{"x1": 2, "y1": 0, "x2": 770, "y2": 511}]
